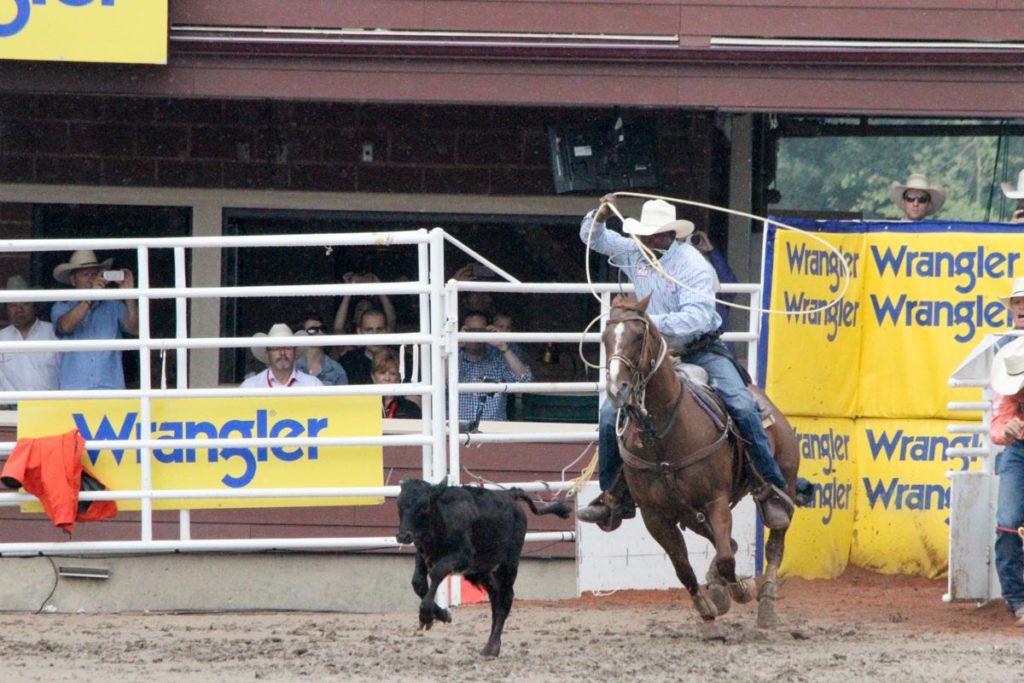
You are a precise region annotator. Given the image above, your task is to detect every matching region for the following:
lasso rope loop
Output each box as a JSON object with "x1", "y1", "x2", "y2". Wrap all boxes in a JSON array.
[{"x1": 578, "y1": 191, "x2": 852, "y2": 370}]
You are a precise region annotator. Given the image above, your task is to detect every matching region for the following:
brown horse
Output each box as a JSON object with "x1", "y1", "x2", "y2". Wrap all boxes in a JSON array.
[{"x1": 601, "y1": 295, "x2": 799, "y2": 637}]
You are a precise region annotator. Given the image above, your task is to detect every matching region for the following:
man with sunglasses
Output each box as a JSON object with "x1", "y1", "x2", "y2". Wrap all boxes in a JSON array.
[
  {"x1": 294, "y1": 313, "x2": 348, "y2": 386},
  {"x1": 889, "y1": 173, "x2": 945, "y2": 221}
]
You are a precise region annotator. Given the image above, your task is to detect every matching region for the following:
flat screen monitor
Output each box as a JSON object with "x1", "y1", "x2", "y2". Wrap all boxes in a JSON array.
[{"x1": 547, "y1": 117, "x2": 659, "y2": 194}]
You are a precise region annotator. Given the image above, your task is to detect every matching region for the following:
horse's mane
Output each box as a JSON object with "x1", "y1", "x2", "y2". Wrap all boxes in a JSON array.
[{"x1": 609, "y1": 296, "x2": 653, "y2": 324}]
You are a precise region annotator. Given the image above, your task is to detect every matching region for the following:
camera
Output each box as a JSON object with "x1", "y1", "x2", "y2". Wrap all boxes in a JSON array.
[
  {"x1": 102, "y1": 270, "x2": 124, "y2": 282},
  {"x1": 687, "y1": 233, "x2": 707, "y2": 248}
]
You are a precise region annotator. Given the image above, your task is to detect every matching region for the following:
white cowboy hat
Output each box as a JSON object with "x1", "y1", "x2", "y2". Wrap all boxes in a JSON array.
[
  {"x1": 998, "y1": 277, "x2": 1024, "y2": 303},
  {"x1": 992, "y1": 336, "x2": 1024, "y2": 395},
  {"x1": 4, "y1": 275, "x2": 29, "y2": 307},
  {"x1": 1001, "y1": 169, "x2": 1024, "y2": 199},
  {"x1": 889, "y1": 173, "x2": 946, "y2": 216},
  {"x1": 622, "y1": 199, "x2": 695, "y2": 240},
  {"x1": 53, "y1": 250, "x2": 114, "y2": 285},
  {"x1": 251, "y1": 323, "x2": 296, "y2": 364}
]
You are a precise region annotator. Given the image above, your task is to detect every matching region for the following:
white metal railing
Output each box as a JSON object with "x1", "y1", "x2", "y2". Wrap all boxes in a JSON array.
[{"x1": 0, "y1": 227, "x2": 762, "y2": 558}]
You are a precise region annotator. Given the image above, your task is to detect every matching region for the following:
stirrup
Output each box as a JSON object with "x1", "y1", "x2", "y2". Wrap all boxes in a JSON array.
[{"x1": 754, "y1": 484, "x2": 794, "y2": 530}]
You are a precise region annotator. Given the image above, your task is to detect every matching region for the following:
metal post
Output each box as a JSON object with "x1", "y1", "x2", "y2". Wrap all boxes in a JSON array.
[
  {"x1": 136, "y1": 246, "x2": 153, "y2": 542},
  {"x1": 174, "y1": 246, "x2": 191, "y2": 541},
  {"x1": 428, "y1": 228, "x2": 448, "y2": 483},
  {"x1": 446, "y1": 279, "x2": 461, "y2": 486}
]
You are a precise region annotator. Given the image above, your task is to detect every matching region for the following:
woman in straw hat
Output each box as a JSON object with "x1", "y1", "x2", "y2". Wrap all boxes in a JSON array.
[
  {"x1": 889, "y1": 172, "x2": 945, "y2": 221},
  {"x1": 988, "y1": 336, "x2": 1024, "y2": 627}
]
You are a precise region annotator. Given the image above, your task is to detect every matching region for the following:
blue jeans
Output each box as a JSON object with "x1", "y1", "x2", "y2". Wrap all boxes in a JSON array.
[
  {"x1": 597, "y1": 341, "x2": 787, "y2": 491},
  {"x1": 995, "y1": 443, "x2": 1024, "y2": 612}
]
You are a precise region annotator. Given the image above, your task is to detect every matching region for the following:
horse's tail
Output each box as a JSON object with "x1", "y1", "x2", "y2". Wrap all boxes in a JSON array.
[{"x1": 509, "y1": 489, "x2": 572, "y2": 519}]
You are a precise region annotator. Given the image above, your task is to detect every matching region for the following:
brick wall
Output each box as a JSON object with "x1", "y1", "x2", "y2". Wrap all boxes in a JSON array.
[{"x1": 0, "y1": 94, "x2": 715, "y2": 201}]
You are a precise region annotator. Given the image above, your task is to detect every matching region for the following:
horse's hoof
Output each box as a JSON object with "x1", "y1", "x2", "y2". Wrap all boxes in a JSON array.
[
  {"x1": 728, "y1": 577, "x2": 757, "y2": 604},
  {"x1": 700, "y1": 620, "x2": 726, "y2": 641},
  {"x1": 706, "y1": 582, "x2": 732, "y2": 616},
  {"x1": 757, "y1": 599, "x2": 778, "y2": 628},
  {"x1": 692, "y1": 586, "x2": 718, "y2": 621}
]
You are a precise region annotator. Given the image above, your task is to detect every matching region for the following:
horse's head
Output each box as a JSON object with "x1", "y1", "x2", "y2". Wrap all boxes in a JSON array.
[{"x1": 602, "y1": 294, "x2": 659, "y2": 409}]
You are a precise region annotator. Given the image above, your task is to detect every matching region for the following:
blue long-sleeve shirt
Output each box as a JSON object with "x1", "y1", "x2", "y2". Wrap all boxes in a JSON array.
[{"x1": 580, "y1": 209, "x2": 721, "y2": 349}]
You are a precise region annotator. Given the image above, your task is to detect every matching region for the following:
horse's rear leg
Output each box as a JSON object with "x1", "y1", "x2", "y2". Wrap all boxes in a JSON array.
[
  {"x1": 640, "y1": 513, "x2": 720, "y2": 638},
  {"x1": 757, "y1": 527, "x2": 787, "y2": 628}
]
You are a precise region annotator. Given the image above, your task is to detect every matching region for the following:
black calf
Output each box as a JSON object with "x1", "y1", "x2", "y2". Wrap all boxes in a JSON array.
[{"x1": 395, "y1": 478, "x2": 570, "y2": 657}]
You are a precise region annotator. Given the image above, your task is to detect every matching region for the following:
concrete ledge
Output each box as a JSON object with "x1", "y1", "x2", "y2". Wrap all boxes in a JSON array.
[{"x1": 0, "y1": 553, "x2": 577, "y2": 614}]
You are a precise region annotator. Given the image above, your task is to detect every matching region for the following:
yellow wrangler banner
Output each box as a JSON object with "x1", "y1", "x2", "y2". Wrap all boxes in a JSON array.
[
  {"x1": 850, "y1": 418, "x2": 981, "y2": 579},
  {"x1": 17, "y1": 397, "x2": 383, "y2": 510},
  {"x1": 780, "y1": 416, "x2": 856, "y2": 579},
  {"x1": 762, "y1": 221, "x2": 1018, "y2": 420},
  {"x1": 0, "y1": 0, "x2": 167, "y2": 65},
  {"x1": 761, "y1": 219, "x2": 1006, "y2": 578},
  {"x1": 762, "y1": 229, "x2": 865, "y2": 418}
]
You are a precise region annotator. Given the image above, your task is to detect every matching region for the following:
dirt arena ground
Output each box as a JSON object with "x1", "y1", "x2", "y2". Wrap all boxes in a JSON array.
[{"x1": 0, "y1": 566, "x2": 1020, "y2": 682}]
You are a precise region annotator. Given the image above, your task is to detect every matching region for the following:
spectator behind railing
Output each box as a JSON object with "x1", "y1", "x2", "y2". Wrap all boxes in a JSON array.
[
  {"x1": 491, "y1": 311, "x2": 529, "y2": 364},
  {"x1": 688, "y1": 230, "x2": 738, "y2": 339},
  {"x1": 294, "y1": 313, "x2": 349, "y2": 386},
  {"x1": 240, "y1": 323, "x2": 322, "y2": 389},
  {"x1": 457, "y1": 309, "x2": 532, "y2": 422},
  {"x1": 452, "y1": 263, "x2": 495, "y2": 317},
  {"x1": 0, "y1": 275, "x2": 60, "y2": 405},
  {"x1": 338, "y1": 307, "x2": 391, "y2": 385},
  {"x1": 372, "y1": 348, "x2": 421, "y2": 419},
  {"x1": 332, "y1": 269, "x2": 397, "y2": 357},
  {"x1": 51, "y1": 250, "x2": 138, "y2": 391}
]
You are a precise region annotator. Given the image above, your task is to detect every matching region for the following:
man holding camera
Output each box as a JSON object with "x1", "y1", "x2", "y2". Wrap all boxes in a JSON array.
[{"x1": 52, "y1": 249, "x2": 138, "y2": 390}]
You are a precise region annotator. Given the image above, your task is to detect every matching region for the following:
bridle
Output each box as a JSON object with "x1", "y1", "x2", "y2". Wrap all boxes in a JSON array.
[
  {"x1": 606, "y1": 314, "x2": 668, "y2": 415},
  {"x1": 606, "y1": 311, "x2": 731, "y2": 475}
]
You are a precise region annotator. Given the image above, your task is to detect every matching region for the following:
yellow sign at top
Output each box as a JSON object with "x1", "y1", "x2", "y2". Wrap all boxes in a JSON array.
[{"x1": 0, "y1": 0, "x2": 167, "y2": 65}]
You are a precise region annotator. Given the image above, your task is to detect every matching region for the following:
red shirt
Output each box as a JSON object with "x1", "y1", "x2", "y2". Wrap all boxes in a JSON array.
[{"x1": 990, "y1": 390, "x2": 1024, "y2": 445}]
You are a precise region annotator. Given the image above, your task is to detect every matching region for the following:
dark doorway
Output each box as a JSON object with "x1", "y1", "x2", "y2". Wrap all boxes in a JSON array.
[{"x1": 221, "y1": 209, "x2": 607, "y2": 384}]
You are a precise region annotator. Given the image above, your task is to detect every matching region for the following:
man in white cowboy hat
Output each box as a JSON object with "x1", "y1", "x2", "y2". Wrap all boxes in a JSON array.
[
  {"x1": 51, "y1": 250, "x2": 137, "y2": 390},
  {"x1": 987, "y1": 336, "x2": 1024, "y2": 627},
  {"x1": 889, "y1": 172, "x2": 946, "y2": 221},
  {"x1": 0, "y1": 275, "x2": 60, "y2": 400},
  {"x1": 240, "y1": 323, "x2": 322, "y2": 389},
  {"x1": 577, "y1": 194, "x2": 795, "y2": 530},
  {"x1": 995, "y1": 277, "x2": 1024, "y2": 353},
  {"x1": 1001, "y1": 169, "x2": 1024, "y2": 224}
]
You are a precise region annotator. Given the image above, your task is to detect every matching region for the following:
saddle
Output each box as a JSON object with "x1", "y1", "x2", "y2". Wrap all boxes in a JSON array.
[{"x1": 672, "y1": 360, "x2": 776, "y2": 430}]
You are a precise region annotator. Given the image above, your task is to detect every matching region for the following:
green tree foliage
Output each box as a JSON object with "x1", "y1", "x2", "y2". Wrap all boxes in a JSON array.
[{"x1": 772, "y1": 132, "x2": 1024, "y2": 222}]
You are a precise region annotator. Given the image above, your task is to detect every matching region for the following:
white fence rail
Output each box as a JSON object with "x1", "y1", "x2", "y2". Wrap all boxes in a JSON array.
[{"x1": 0, "y1": 228, "x2": 762, "y2": 558}]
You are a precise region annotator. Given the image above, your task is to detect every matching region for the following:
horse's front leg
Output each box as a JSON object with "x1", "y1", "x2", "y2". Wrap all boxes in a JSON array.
[
  {"x1": 639, "y1": 508, "x2": 722, "y2": 639},
  {"x1": 703, "y1": 496, "x2": 756, "y2": 611},
  {"x1": 757, "y1": 526, "x2": 787, "y2": 628}
]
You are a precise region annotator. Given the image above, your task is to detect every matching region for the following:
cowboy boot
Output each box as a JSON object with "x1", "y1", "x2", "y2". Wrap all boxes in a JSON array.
[
  {"x1": 754, "y1": 483, "x2": 795, "y2": 530},
  {"x1": 576, "y1": 475, "x2": 636, "y2": 529}
]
